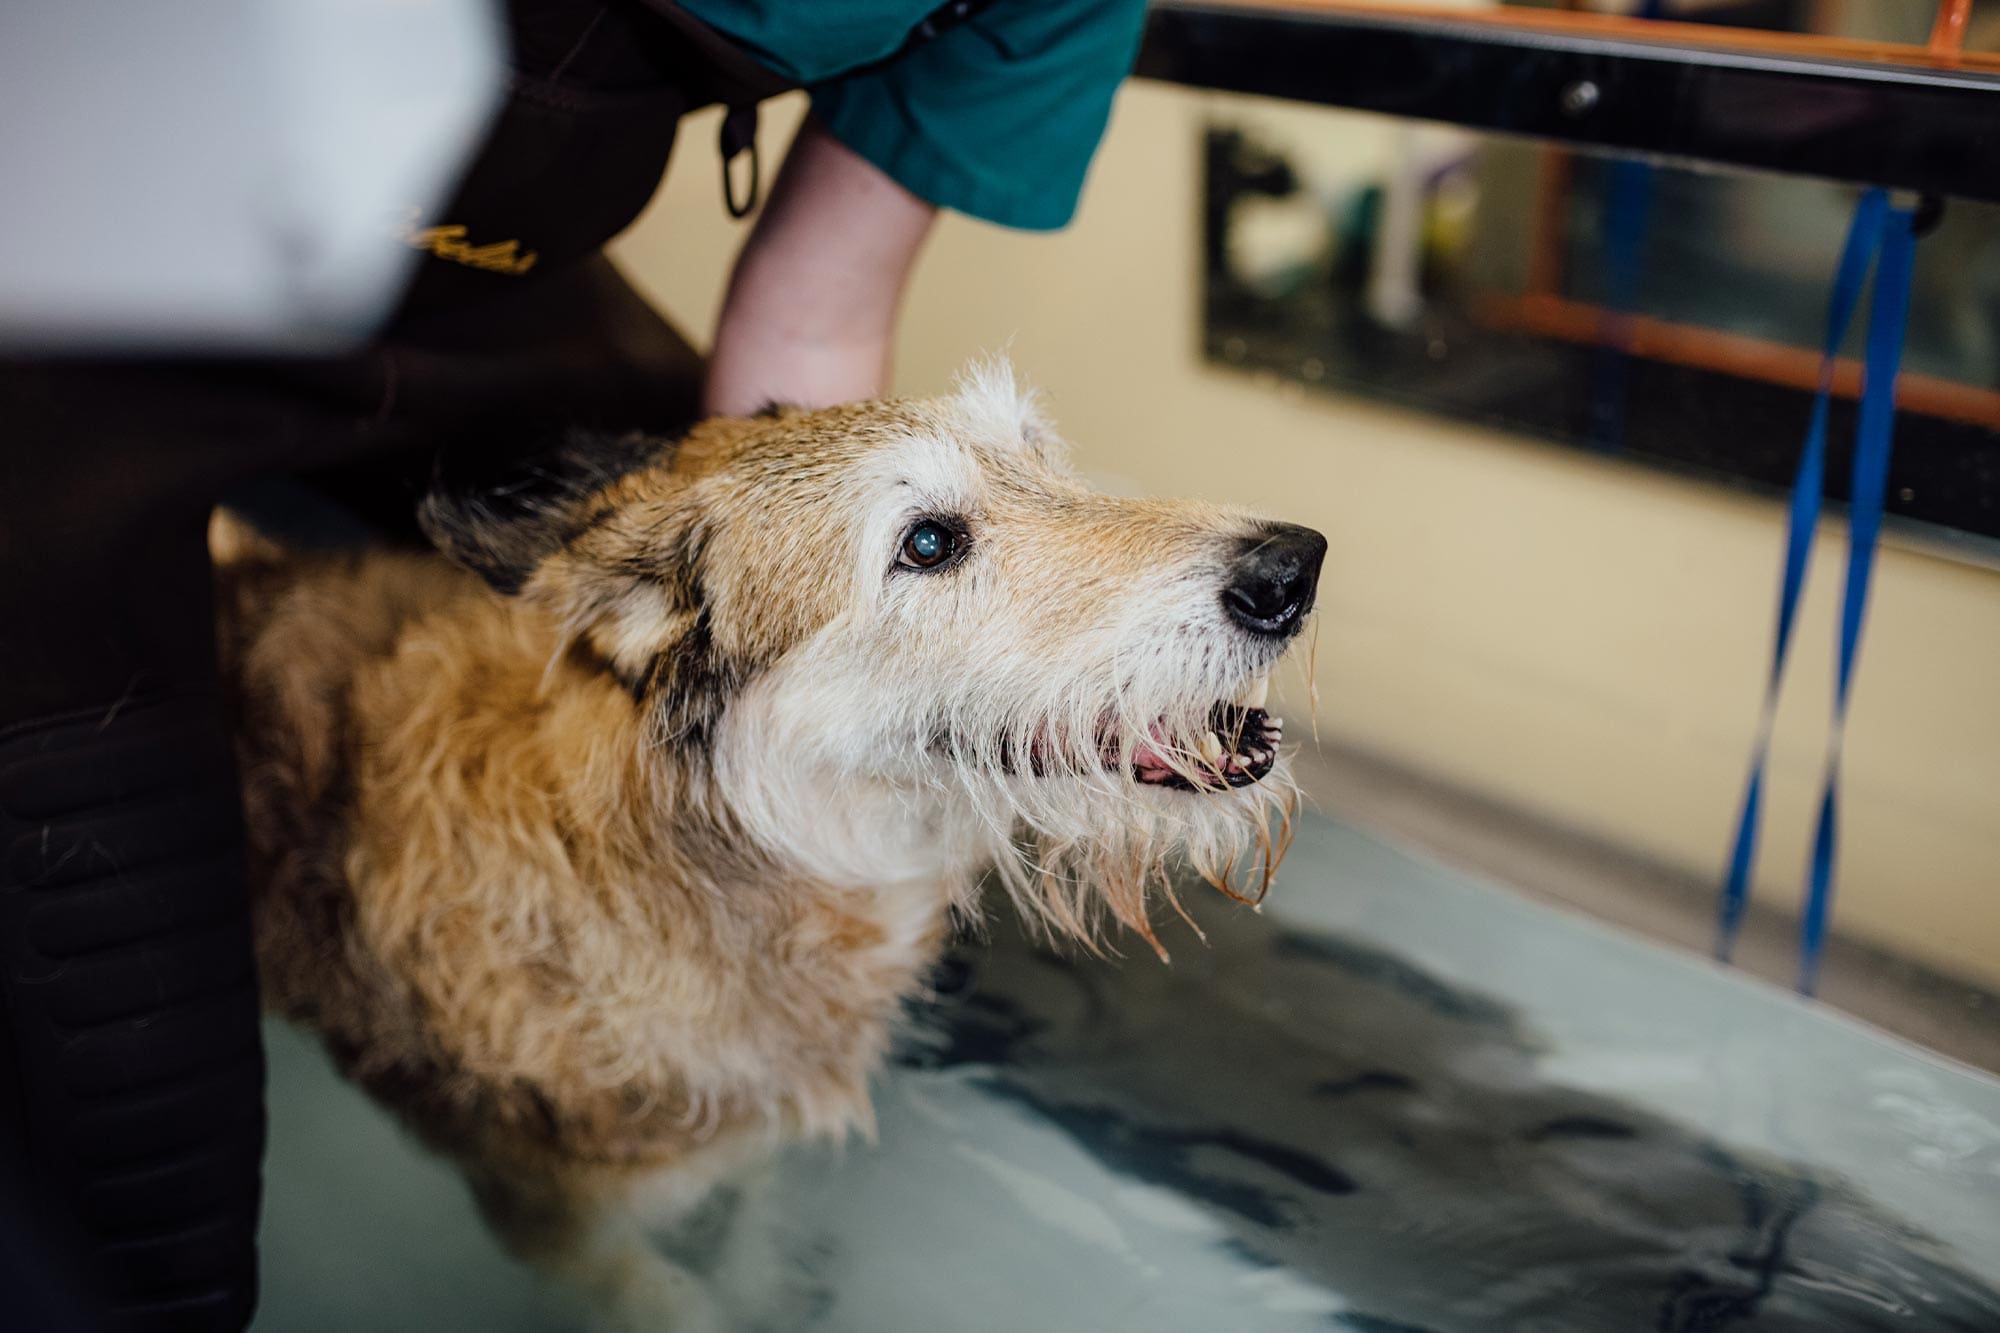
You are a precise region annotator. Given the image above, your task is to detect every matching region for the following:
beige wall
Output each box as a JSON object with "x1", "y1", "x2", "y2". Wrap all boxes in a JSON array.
[{"x1": 614, "y1": 87, "x2": 2000, "y2": 989}]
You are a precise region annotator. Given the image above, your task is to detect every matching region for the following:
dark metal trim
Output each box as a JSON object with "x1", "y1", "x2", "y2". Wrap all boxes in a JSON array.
[{"x1": 1138, "y1": 2, "x2": 2000, "y2": 202}]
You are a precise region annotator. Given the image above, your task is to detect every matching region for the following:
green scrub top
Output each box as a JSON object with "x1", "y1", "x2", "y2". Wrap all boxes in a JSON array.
[{"x1": 677, "y1": 0, "x2": 1150, "y2": 230}]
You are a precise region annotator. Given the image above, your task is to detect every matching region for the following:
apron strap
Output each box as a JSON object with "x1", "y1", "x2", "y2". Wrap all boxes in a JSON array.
[{"x1": 686, "y1": 0, "x2": 1002, "y2": 219}]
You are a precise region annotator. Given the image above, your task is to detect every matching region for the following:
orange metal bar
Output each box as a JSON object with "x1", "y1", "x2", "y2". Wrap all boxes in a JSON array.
[
  {"x1": 1473, "y1": 291, "x2": 2000, "y2": 430},
  {"x1": 1195, "y1": 0, "x2": 2000, "y2": 74},
  {"x1": 1931, "y1": 0, "x2": 1973, "y2": 58}
]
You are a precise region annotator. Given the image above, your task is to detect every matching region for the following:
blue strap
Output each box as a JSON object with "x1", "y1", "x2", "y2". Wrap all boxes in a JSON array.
[
  {"x1": 1716, "y1": 189, "x2": 1912, "y2": 986},
  {"x1": 1797, "y1": 204, "x2": 1916, "y2": 993}
]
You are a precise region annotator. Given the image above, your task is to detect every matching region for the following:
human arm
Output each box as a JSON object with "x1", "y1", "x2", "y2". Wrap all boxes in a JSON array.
[{"x1": 702, "y1": 115, "x2": 937, "y2": 417}]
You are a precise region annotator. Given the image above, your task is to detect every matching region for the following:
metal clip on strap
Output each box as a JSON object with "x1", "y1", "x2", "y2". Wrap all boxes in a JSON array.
[
  {"x1": 708, "y1": 0, "x2": 1001, "y2": 220},
  {"x1": 720, "y1": 103, "x2": 760, "y2": 218}
]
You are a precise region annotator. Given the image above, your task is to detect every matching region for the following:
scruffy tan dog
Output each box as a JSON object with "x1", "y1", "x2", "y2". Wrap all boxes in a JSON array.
[{"x1": 218, "y1": 365, "x2": 1325, "y2": 1328}]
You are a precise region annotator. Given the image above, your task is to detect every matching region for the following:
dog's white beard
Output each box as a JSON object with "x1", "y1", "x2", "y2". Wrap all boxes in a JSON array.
[
  {"x1": 713, "y1": 636, "x2": 1301, "y2": 957},
  {"x1": 932, "y1": 680, "x2": 1299, "y2": 959}
]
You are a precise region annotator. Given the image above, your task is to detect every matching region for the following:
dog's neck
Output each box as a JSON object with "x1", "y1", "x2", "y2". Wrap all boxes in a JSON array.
[
  {"x1": 526, "y1": 626, "x2": 977, "y2": 916},
  {"x1": 720, "y1": 759, "x2": 985, "y2": 895}
]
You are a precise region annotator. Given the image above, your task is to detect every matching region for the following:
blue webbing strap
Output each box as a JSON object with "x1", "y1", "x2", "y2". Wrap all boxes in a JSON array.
[
  {"x1": 1798, "y1": 203, "x2": 1917, "y2": 993},
  {"x1": 1716, "y1": 188, "x2": 1916, "y2": 992}
]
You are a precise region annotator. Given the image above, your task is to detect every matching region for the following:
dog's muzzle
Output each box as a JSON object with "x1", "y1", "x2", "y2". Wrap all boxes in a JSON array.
[
  {"x1": 977, "y1": 672, "x2": 1286, "y2": 791},
  {"x1": 956, "y1": 680, "x2": 1283, "y2": 792},
  {"x1": 1119, "y1": 698, "x2": 1283, "y2": 791}
]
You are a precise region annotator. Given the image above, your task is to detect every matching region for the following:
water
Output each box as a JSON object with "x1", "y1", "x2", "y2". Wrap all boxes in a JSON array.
[{"x1": 255, "y1": 815, "x2": 2000, "y2": 1331}]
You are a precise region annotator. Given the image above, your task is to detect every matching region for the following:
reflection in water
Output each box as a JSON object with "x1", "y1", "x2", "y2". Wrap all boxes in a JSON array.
[
  {"x1": 883, "y1": 904, "x2": 2000, "y2": 1332},
  {"x1": 253, "y1": 844, "x2": 2000, "y2": 1332}
]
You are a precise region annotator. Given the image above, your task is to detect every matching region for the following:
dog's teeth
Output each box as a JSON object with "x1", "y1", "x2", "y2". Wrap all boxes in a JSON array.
[
  {"x1": 1236, "y1": 674, "x2": 1270, "y2": 710},
  {"x1": 1197, "y1": 731, "x2": 1225, "y2": 766}
]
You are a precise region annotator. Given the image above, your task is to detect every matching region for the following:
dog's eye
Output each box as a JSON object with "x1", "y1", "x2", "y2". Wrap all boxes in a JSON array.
[{"x1": 898, "y1": 520, "x2": 960, "y2": 570}]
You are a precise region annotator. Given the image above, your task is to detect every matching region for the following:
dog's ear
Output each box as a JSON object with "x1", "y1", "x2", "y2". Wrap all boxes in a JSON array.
[
  {"x1": 417, "y1": 429, "x2": 669, "y2": 595},
  {"x1": 553, "y1": 499, "x2": 753, "y2": 744},
  {"x1": 422, "y1": 426, "x2": 755, "y2": 743}
]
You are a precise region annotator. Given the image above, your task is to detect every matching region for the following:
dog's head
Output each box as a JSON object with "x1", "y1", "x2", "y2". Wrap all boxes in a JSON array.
[{"x1": 421, "y1": 363, "x2": 1325, "y2": 954}]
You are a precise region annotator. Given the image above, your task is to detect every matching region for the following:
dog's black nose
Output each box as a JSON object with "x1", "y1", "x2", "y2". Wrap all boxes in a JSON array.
[{"x1": 1222, "y1": 523, "x2": 1327, "y2": 637}]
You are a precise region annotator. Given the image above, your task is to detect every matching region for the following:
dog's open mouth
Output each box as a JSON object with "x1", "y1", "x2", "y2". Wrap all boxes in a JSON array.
[
  {"x1": 1120, "y1": 702, "x2": 1281, "y2": 790},
  {"x1": 967, "y1": 675, "x2": 1283, "y2": 789},
  {"x1": 1111, "y1": 673, "x2": 1281, "y2": 791}
]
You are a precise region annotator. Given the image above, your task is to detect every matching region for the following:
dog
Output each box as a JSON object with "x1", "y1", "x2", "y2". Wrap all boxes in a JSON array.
[{"x1": 216, "y1": 363, "x2": 1326, "y2": 1327}]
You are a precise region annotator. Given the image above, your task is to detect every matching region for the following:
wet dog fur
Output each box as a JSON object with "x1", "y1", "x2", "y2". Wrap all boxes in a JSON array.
[{"x1": 216, "y1": 365, "x2": 1323, "y2": 1327}]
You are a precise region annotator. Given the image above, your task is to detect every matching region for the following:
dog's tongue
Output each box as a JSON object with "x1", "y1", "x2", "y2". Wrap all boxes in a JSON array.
[{"x1": 1129, "y1": 724, "x2": 1177, "y2": 780}]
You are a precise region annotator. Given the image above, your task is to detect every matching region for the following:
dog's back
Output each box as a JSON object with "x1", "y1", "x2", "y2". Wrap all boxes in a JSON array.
[
  {"x1": 216, "y1": 520, "x2": 928, "y2": 1192},
  {"x1": 213, "y1": 524, "x2": 535, "y2": 1151}
]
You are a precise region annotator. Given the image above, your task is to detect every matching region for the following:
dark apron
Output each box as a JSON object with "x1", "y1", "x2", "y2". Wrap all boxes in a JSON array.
[
  {"x1": 2, "y1": 0, "x2": 801, "y2": 690},
  {"x1": 242, "y1": 0, "x2": 805, "y2": 541},
  {"x1": 0, "y1": 3, "x2": 957, "y2": 1327}
]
